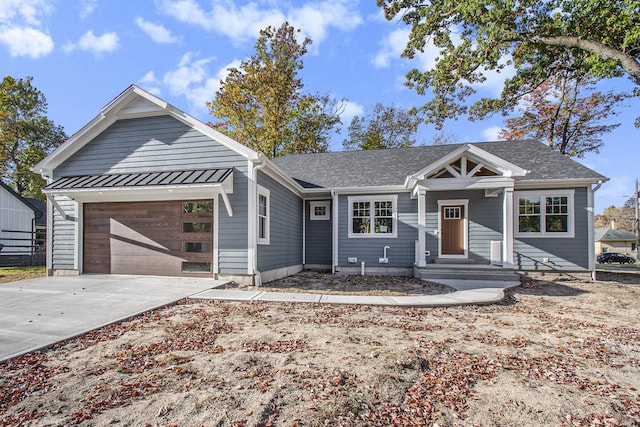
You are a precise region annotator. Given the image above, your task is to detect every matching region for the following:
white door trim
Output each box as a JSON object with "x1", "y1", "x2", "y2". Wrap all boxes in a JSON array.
[{"x1": 437, "y1": 199, "x2": 469, "y2": 259}]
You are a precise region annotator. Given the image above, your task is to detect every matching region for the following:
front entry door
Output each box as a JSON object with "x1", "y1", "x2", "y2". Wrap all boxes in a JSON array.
[{"x1": 440, "y1": 204, "x2": 466, "y2": 256}]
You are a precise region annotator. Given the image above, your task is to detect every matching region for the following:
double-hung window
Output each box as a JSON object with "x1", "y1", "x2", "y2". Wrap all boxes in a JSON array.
[
  {"x1": 348, "y1": 195, "x2": 397, "y2": 238},
  {"x1": 257, "y1": 185, "x2": 270, "y2": 245},
  {"x1": 514, "y1": 190, "x2": 574, "y2": 237}
]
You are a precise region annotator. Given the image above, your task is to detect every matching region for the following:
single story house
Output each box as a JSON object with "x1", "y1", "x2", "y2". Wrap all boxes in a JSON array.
[
  {"x1": 595, "y1": 227, "x2": 638, "y2": 256},
  {"x1": 0, "y1": 181, "x2": 43, "y2": 265},
  {"x1": 34, "y1": 86, "x2": 607, "y2": 284}
]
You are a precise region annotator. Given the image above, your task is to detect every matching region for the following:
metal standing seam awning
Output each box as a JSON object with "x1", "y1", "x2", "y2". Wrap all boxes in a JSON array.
[{"x1": 42, "y1": 168, "x2": 235, "y2": 217}]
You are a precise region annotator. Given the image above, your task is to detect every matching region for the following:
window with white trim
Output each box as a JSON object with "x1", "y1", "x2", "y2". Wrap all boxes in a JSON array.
[
  {"x1": 257, "y1": 185, "x2": 270, "y2": 245},
  {"x1": 515, "y1": 190, "x2": 574, "y2": 237},
  {"x1": 348, "y1": 195, "x2": 397, "y2": 238},
  {"x1": 310, "y1": 201, "x2": 330, "y2": 220}
]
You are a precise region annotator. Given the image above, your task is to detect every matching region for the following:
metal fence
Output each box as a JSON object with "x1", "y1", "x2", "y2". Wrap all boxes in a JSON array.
[{"x1": 0, "y1": 228, "x2": 46, "y2": 267}]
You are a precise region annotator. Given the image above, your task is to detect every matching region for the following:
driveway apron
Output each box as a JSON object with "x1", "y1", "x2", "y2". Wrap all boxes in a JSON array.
[{"x1": 0, "y1": 275, "x2": 225, "y2": 362}]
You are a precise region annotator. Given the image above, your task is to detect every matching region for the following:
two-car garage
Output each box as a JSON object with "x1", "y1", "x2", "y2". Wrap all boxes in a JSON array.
[{"x1": 83, "y1": 200, "x2": 214, "y2": 277}]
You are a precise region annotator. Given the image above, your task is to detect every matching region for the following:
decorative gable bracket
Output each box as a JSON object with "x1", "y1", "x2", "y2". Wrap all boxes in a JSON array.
[{"x1": 405, "y1": 143, "x2": 528, "y2": 191}]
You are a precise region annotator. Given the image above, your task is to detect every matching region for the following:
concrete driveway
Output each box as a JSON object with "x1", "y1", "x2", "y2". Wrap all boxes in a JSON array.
[{"x1": 0, "y1": 275, "x2": 226, "y2": 362}]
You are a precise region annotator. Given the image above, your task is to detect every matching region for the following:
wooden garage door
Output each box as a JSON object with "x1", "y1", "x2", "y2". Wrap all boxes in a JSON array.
[{"x1": 83, "y1": 200, "x2": 214, "y2": 277}]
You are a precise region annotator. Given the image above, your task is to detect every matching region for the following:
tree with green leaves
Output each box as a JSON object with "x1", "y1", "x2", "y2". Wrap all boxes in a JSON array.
[
  {"x1": 600, "y1": 198, "x2": 636, "y2": 232},
  {"x1": 498, "y1": 70, "x2": 629, "y2": 157},
  {"x1": 208, "y1": 23, "x2": 343, "y2": 157},
  {"x1": 377, "y1": 0, "x2": 640, "y2": 128},
  {"x1": 343, "y1": 103, "x2": 419, "y2": 150},
  {"x1": 1, "y1": 76, "x2": 66, "y2": 200}
]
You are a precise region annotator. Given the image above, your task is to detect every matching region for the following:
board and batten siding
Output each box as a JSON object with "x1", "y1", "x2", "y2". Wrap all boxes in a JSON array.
[
  {"x1": 0, "y1": 185, "x2": 35, "y2": 255},
  {"x1": 51, "y1": 115, "x2": 250, "y2": 275},
  {"x1": 425, "y1": 190, "x2": 503, "y2": 264},
  {"x1": 338, "y1": 192, "x2": 417, "y2": 268},
  {"x1": 304, "y1": 200, "x2": 332, "y2": 266},
  {"x1": 513, "y1": 187, "x2": 590, "y2": 270},
  {"x1": 256, "y1": 172, "x2": 303, "y2": 273}
]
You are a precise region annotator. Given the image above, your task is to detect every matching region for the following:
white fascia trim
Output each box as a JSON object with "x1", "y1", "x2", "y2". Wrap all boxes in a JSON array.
[
  {"x1": 256, "y1": 154, "x2": 305, "y2": 197},
  {"x1": 514, "y1": 178, "x2": 609, "y2": 189},
  {"x1": 327, "y1": 186, "x2": 408, "y2": 195},
  {"x1": 423, "y1": 177, "x2": 515, "y2": 191}
]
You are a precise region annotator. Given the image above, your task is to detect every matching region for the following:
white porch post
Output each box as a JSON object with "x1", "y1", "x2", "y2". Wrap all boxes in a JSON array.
[
  {"x1": 503, "y1": 187, "x2": 514, "y2": 268},
  {"x1": 416, "y1": 189, "x2": 427, "y2": 267}
]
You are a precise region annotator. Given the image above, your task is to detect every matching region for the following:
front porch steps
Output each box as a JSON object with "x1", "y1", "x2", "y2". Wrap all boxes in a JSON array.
[{"x1": 417, "y1": 263, "x2": 521, "y2": 282}]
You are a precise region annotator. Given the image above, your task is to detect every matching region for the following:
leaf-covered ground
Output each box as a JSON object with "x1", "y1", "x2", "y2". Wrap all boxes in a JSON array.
[{"x1": 1, "y1": 272, "x2": 639, "y2": 426}]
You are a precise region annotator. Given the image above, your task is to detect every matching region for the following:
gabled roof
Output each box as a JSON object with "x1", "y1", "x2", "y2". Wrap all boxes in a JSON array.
[
  {"x1": 595, "y1": 227, "x2": 638, "y2": 242},
  {"x1": 272, "y1": 140, "x2": 606, "y2": 189},
  {"x1": 0, "y1": 181, "x2": 39, "y2": 214},
  {"x1": 33, "y1": 85, "x2": 259, "y2": 176}
]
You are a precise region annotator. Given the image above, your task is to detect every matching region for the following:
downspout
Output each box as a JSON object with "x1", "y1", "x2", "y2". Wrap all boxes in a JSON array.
[
  {"x1": 331, "y1": 189, "x2": 338, "y2": 274},
  {"x1": 589, "y1": 180, "x2": 604, "y2": 281},
  {"x1": 251, "y1": 161, "x2": 266, "y2": 286}
]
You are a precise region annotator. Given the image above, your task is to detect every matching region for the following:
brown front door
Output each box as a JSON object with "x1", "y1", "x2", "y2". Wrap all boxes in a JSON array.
[
  {"x1": 83, "y1": 200, "x2": 214, "y2": 277},
  {"x1": 440, "y1": 205, "x2": 465, "y2": 256}
]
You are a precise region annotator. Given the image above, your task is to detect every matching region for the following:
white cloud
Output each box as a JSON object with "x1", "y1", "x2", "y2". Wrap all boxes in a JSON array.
[
  {"x1": 341, "y1": 101, "x2": 365, "y2": 123},
  {"x1": 0, "y1": 26, "x2": 53, "y2": 58},
  {"x1": 0, "y1": 0, "x2": 54, "y2": 58},
  {"x1": 147, "y1": 52, "x2": 241, "y2": 113},
  {"x1": 135, "y1": 17, "x2": 180, "y2": 44},
  {"x1": 158, "y1": 0, "x2": 361, "y2": 48},
  {"x1": 373, "y1": 28, "x2": 442, "y2": 71},
  {"x1": 64, "y1": 30, "x2": 119, "y2": 55},
  {"x1": 0, "y1": 0, "x2": 52, "y2": 26},
  {"x1": 482, "y1": 125, "x2": 503, "y2": 141},
  {"x1": 78, "y1": 0, "x2": 97, "y2": 18},
  {"x1": 473, "y1": 59, "x2": 517, "y2": 97},
  {"x1": 373, "y1": 28, "x2": 409, "y2": 68},
  {"x1": 139, "y1": 71, "x2": 162, "y2": 96}
]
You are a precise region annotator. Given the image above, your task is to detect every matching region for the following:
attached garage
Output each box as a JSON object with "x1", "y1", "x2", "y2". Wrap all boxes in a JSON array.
[
  {"x1": 42, "y1": 167, "x2": 235, "y2": 278},
  {"x1": 83, "y1": 200, "x2": 214, "y2": 277}
]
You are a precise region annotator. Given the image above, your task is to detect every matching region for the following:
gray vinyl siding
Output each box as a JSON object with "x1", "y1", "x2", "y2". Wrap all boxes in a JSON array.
[
  {"x1": 52, "y1": 115, "x2": 249, "y2": 275},
  {"x1": 338, "y1": 192, "x2": 417, "y2": 267},
  {"x1": 217, "y1": 169, "x2": 249, "y2": 274},
  {"x1": 425, "y1": 190, "x2": 502, "y2": 264},
  {"x1": 51, "y1": 196, "x2": 76, "y2": 270},
  {"x1": 55, "y1": 116, "x2": 245, "y2": 175},
  {"x1": 513, "y1": 187, "x2": 590, "y2": 270},
  {"x1": 256, "y1": 172, "x2": 303, "y2": 272},
  {"x1": 305, "y1": 200, "x2": 332, "y2": 266}
]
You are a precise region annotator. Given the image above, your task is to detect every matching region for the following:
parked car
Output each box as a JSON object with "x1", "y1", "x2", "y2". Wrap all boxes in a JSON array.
[{"x1": 597, "y1": 252, "x2": 636, "y2": 264}]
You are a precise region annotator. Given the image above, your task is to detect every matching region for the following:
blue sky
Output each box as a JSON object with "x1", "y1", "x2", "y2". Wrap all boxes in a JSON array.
[{"x1": 1, "y1": 0, "x2": 638, "y2": 213}]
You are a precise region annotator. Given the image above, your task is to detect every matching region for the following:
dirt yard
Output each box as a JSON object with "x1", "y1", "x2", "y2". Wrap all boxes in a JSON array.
[{"x1": 1, "y1": 272, "x2": 639, "y2": 426}]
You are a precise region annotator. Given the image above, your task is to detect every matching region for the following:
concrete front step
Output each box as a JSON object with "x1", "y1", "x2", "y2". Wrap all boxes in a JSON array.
[{"x1": 417, "y1": 266, "x2": 520, "y2": 282}]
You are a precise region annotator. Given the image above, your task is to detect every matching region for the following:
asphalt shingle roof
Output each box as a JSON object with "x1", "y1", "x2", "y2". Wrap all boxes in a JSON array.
[
  {"x1": 595, "y1": 227, "x2": 638, "y2": 242},
  {"x1": 272, "y1": 140, "x2": 606, "y2": 189}
]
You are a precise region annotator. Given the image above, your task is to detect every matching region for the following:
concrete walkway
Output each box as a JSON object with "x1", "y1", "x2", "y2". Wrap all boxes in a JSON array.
[
  {"x1": 192, "y1": 279, "x2": 521, "y2": 307},
  {"x1": 0, "y1": 275, "x2": 225, "y2": 362},
  {"x1": 0, "y1": 275, "x2": 520, "y2": 362}
]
